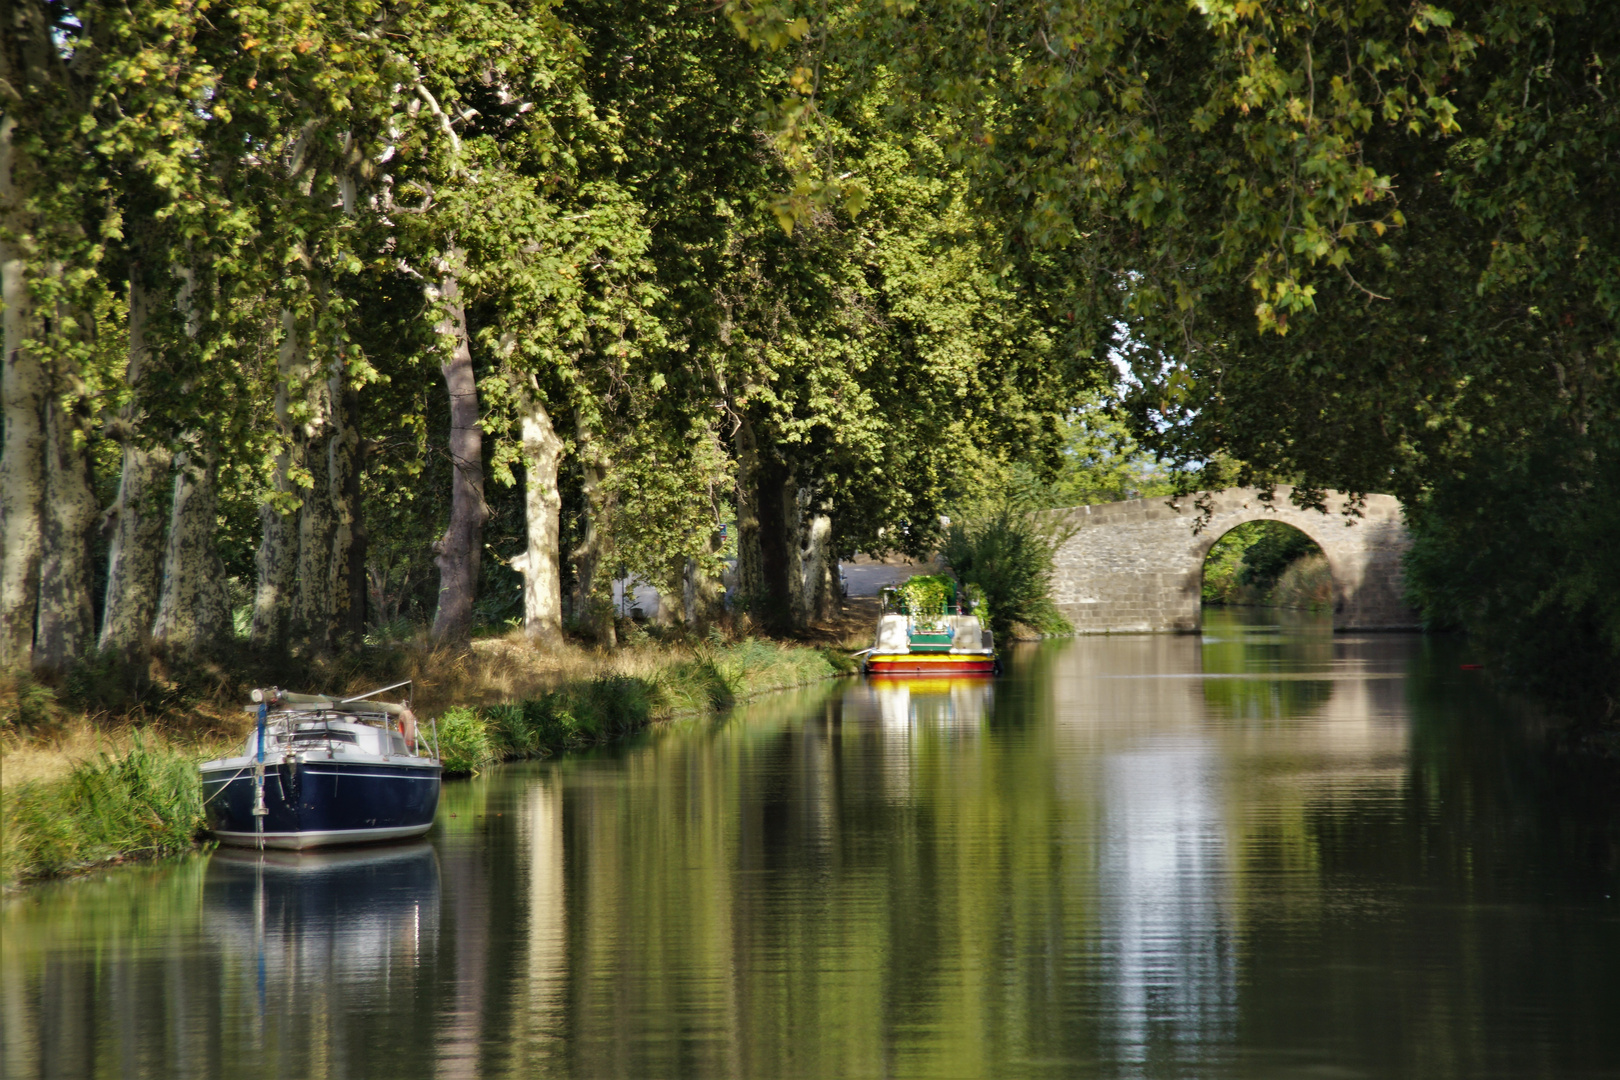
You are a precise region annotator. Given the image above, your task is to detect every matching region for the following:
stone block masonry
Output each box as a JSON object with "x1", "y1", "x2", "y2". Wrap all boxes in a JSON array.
[{"x1": 1046, "y1": 487, "x2": 1418, "y2": 633}]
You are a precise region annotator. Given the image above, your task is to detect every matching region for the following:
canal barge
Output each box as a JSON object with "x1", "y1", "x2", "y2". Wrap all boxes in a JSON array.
[
  {"x1": 864, "y1": 575, "x2": 998, "y2": 676},
  {"x1": 201, "y1": 683, "x2": 441, "y2": 850}
]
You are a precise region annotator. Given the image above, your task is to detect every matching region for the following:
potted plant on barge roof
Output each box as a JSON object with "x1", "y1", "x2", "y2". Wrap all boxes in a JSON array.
[{"x1": 868, "y1": 575, "x2": 998, "y2": 676}]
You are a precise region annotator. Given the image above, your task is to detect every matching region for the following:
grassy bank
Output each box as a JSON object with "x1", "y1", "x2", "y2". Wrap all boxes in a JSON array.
[
  {"x1": 1, "y1": 637, "x2": 855, "y2": 889},
  {"x1": 431, "y1": 637, "x2": 852, "y2": 774},
  {"x1": 0, "y1": 739, "x2": 203, "y2": 885}
]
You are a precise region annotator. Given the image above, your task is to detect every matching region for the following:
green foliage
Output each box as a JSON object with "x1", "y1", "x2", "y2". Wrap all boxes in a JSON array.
[
  {"x1": 721, "y1": 2, "x2": 1620, "y2": 721},
  {"x1": 1202, "y1": 521, "x2": 1321, "y2": 604},
  {"x1": 0, "y1": 673, "x2": 61, "y2": 734},
  {"x1": 1240, "y1": 524, "x2": 1320, "y2": 590},
  {"x1": 1200, "y1": 532, "x2": 1252, "y2": 605},
  {"x1": 1405, "y1": 421, "x2": 1620, "y2": 719},
  {"x1": 19, "y1": 0, "x2": 1608, "y2": 738},
  {"x1": 941, "y1": 505, "x2": 1071, "y2": 640},
  {"x1": 475, "y1": 683, "x2": 649, "y2": 760},
  {"x1": 434, "y1": 706, "x2": 498, "y2": 777},
  {"x1": 6, "y1": 0, "x2": 1110, "y2": 673},
  {"x1": 1270, "y1": 555, "x2": 1332, "y2": 613},
  {"x1": 817, "y1": 647, "x2": 860, "y2": 676},
  {"x1": 60, "y1": 648, "x2": 149, "y2": 717},
  {"x1": 732, "y1": 0, "x2": 1473, "y2": 333},
  {"x1": 661, "y1": 638, "x2": 841, "y2": 712},
  {"x1": 1010, "y1": 398, "x2": 1179, "y2": 510},
  {"x1": 962, "y1": 583, "x2": 991, "y2": 626},
  {"x1": 1, "y1": 739, "x2": 204, "y2": 886},
  {"x1": 897, "y1": 575, "x2": 952, "y2": 625}
]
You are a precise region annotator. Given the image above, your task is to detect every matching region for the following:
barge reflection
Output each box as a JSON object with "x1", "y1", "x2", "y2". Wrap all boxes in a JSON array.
[{"x1": 865, "y1": 674, "x2": 995, "y2": 730}]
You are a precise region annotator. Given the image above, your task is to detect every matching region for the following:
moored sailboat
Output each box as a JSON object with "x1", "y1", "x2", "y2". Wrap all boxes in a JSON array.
[{"x1": 201, "y1": 682, "x2": 441, "y2": 849}]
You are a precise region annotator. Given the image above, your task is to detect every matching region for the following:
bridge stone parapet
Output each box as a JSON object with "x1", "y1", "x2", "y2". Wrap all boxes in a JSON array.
[{"x1": 1047, "y1": 487, "x2": 1418, "y2": 633}]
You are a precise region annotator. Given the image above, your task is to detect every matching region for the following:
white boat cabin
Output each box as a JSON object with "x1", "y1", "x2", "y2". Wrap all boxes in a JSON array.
[{"x1": 238, "y1": 717, "x2": 419, "y2": 760}]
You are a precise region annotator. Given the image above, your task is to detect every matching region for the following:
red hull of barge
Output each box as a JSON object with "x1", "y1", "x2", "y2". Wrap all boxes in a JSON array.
[{"x1": 865, "y1": 655, "x2": 997, "y2": 676}]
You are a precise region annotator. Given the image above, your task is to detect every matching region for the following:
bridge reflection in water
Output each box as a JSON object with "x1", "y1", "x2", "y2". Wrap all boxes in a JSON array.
[{"x1": 5, "y1": 610, "x2": 1619, "y2": 1079}]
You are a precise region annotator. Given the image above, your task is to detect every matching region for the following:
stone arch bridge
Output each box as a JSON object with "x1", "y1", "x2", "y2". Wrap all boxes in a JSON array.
[{"x1": 1047, "y1": 487, "x2": 1418, "y2": 632}]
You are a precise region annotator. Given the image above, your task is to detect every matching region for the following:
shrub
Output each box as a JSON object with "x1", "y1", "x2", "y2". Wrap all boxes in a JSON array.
[
  {"x1": 1404, "y1": 419, "x2": 1620, "y2": 720},
  {"x1": 1200, "y1": 529, "x2": 1252, "y2": 603},
  {"x1": 0, "y1": 672, "x2": 60, "y2": 734},
  {"x1": 483, "y1": 703, "x2": 537, "y2": 758},
  {"x1": 942, "y1": 504, "x2": 1072, "y2": 640},
  {"x1": 1271, "y1": 553, "x2": 1332, "y2": 611},
  {"x1": 435, "y1": 706, "x2": 495, "y2": 776},
  {"x1": 1202, "y1": 521, "x2": 1323, "y2": 606}
]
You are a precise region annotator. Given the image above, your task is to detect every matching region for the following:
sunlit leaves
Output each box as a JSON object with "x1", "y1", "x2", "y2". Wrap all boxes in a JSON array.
[{"x1": 728, "y1": 0, "x2": 1478, "y2": 337}]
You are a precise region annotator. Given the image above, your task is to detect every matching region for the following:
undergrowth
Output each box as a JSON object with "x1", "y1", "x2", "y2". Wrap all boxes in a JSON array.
[
  {"x1": 1202, "y1": 520, "x2": 1327, "y2": 609},
  {"x1": 1, "y1": 738, "x2": 205, "y2": 885},
  {"x1": 942, "y1": 504, "x2": 1074, "y2": 640},
  {"x1": 3, "y1": 638, "x2": 854, "y2": 885},
  {"x1": 433, "y1": 639, "x2": 852, "y2": 775}
]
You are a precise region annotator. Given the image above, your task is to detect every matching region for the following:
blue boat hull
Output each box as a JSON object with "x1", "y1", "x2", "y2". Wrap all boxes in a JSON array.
[{"x1": 203, "y1": 757, "x2": 441, "y2": 849}]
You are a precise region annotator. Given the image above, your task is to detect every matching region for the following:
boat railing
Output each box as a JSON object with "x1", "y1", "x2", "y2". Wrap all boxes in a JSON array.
[
  {"x1": 248, "y1": 683, "x2": 436, "y2": 755},
  {"x1": 245, "y1": 701, "x2": 434, "y2": 760}
]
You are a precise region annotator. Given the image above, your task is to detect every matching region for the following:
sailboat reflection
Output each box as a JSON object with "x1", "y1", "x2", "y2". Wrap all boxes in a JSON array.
[
  {"x1": 870, "y1": 675, "x2": 995, "y2": 730},
  {"x1": 204, "y1": 841, "x2": 441, "y2": 988}
]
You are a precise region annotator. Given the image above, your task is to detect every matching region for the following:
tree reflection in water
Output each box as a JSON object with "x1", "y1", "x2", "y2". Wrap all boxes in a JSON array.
[{"x1": 7, "y1": 613, "x2": 1620, "y2": 1078}]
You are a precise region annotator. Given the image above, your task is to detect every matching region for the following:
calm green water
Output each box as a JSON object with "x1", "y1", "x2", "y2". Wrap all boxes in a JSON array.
[{"x1": 7, "y1": 610, "x2": 1620, "y2": 1079}]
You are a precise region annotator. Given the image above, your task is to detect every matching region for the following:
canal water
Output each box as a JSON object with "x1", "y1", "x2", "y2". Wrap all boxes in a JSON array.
[{"x1": 6, "y1": 610, "x2": 1620, "y2": 1079}]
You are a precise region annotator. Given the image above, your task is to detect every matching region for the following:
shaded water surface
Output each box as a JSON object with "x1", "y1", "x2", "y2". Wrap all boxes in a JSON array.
[{"x1": 7, "y1": 610, "x2": 1620, "y2": 1078}]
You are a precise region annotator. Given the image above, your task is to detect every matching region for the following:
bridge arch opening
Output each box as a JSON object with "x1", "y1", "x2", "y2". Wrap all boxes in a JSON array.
[{"x1": 1200, "y1": 520, "x2": 1331, "y2": 612}]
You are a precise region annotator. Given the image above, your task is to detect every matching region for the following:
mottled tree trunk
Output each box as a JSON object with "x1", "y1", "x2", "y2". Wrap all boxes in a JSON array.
[
  {"x1": 151, "y1": 442, "x2": 230, "y2": 651},
  {"x1": 805, "y1": 509, "x2": 838, "y2": 622},
  {"x1": 657, "y1": 554, "x2": 684, "y2": 626},
  {"x1": 732, "y1": 412, "x2": 765, "y2": 618},
  {"x1": 430, "y1": 269, "x2": 485, "y2": 642},
  {"x1": 518, "y1": 390, "x2": 564, "y2": 646},
  {"x1": 683, "y1": 531, "x2": 725, "y2": 632},
  {"x1": 785, "y1": 481, "x2": 811, "y2": 629},
  {"x1": 0, "y1": 115, "x2": 45, "y2": 669},
  {"x1": 343, "y1": 391, "x2": 368, "y2": 641},
  {"x1": 787, "y1": 488, "x2": 837, "y2": 629},
  {"x1": 35, "y1": 386, "x2": 98, "y2": 670},
  {"x1": 29, "y1": 247, "x2": 98, "y2": 671},
  {"x1": 326, "y1": 372, "x2": 359, "y2": 648},
  {"x1": 0, "y1": 322, "x2": 44, "y2": 669},
  {"x1": 250, "y1": 309, "x2": 305, "y2": 649},
  {"x1": 570, "y1": 409, "x2": 614, "y2": 647},
  {"x1": 293, "y1": 363, "x2": 335, "y2": 650},
  {"x1": 101, "y1": 277, "x2": 174, "y2": 653},
  {"x1": 151, "y1": 266, "x2": 227, "y2": 652}
]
